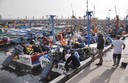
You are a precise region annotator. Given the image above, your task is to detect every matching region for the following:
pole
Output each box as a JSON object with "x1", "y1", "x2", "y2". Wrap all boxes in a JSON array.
[
  {"x1": 108, "y1": 9, "x2": 111, "y2": 28},
  {"x1": 86, "y1": 0, "x2": 93, "y2": 47},
  {"x1": 126, "y1": 15, "x2": 128, "y2": 27},
  {"x1": 126, "y1": 10, "x2": 128, "y2": 25},
  {"x1": 86, "y1": 0, "x2": 88, "y2": 12},
  {"x1": 50, "y1": 15, "x2": 57, "y2": 43},
  {"x1": 87, "y1": 11, "x2": 92, "y2": 47},
  {"x1": 107, "y1": 17, "x2": 110, "y2": 28}
]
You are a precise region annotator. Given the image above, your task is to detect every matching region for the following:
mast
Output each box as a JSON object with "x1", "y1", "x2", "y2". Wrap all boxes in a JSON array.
[
  {"x1": 86, "y1": 0, "x2": 93, "y2": 47},
  {"x1": 71, "y1": 4, "x2": 75, "y2": 18},
  {"x1": 115, "y1": 6, "x2": 119, "y2": 31},
  {"x1": 93, "y1": 5, "x2": 95, "y2": 17},
  {"x1": 71, "y1": 4, "x2": 75, "y2": 35},
  {"x1": 50, "y1": 15, "x2": 57, "y2": 43},
  {"x1": 86, "y1": 0, "x2": 88, "y2": 12},
  {"x1": 115, "y1": 6, "x2": 117, "y2": 16},
  {"x1": 126, "y1": 9, "x2": 128, "y2": 25}
]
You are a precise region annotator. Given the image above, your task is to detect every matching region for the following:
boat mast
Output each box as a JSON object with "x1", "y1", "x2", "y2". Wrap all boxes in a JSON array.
[
  {"x1": 50, "y1": 15, "x2": 57, "y2": 43},
  {"x1": 115, "y1": 6, "x2": 117, "y2": 16},
  {"x1": 71, "y1": 4, "x2": 74, "y2": 18},
  {"x1": 93, "y1": 5, "x2": 95, "y2": 17},
  {"x1": 115, "y1": 6, "x2": 119, "y2": 32},
  {"x1": 86, "y1": 0, "x2": 93, "y2": 47},
  {"x1": 86, "y1": 0, "x2": 88, "y2": 12},
  {"x1": 71, "y1": 4, "x2": 75, "y2": 35},
  {"x1": 126, "y1": 9, "x2": 128, "y2": 26}
]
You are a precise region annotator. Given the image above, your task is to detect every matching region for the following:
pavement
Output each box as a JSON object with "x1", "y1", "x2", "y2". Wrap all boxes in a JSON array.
[{"x1": 66, "y1": 37, "x2": 128, "y2": 83}]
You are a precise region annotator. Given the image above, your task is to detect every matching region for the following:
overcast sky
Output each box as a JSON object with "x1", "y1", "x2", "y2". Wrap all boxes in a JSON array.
[{"x1": 0, "y1": 0, "x2": 127, "y2": 19}]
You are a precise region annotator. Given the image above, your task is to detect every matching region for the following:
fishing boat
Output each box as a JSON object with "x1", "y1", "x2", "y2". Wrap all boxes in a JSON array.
[
  {"x1": 0, "y1": 28, "x2": 11, "y2": 46},
  {"x1": 5, "y1": 28, "x2": 34, "y2": 44},
  {"x1": 2, "y1": 44, "x2": 48, "y2": 73}
]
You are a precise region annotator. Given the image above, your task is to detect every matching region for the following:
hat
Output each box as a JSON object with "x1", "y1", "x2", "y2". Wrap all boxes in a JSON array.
[{"x1": 65, "y1": 54, "x2": 71, "y2": 60}]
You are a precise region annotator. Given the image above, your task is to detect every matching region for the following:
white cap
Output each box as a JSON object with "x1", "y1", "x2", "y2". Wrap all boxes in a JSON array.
[{"x1": 65, "y1": 54, "x2": 71, "y2": 60}]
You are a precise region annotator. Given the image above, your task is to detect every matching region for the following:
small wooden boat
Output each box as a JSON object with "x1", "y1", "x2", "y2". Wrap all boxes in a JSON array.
[{"x1": 2, "y1": 44, "x2": 48, "y2": 73}]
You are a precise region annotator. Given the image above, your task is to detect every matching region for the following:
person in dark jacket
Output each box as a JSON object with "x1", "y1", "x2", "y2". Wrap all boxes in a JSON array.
[{"x1": 95, "y1": 32, "x2": 104, "y2": 65}]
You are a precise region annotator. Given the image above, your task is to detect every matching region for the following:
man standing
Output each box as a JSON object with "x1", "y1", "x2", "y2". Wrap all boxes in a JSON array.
[
  {"x1": 111, "y1": 35, "x2": 125, "y2": 67},
  {"x1": 95, "y1": 32, "x2": 104, "y2": 65}
]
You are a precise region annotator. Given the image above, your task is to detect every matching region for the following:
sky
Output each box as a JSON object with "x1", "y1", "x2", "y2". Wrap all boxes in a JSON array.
[{"x1": 0, "y1": 0, "x2": 128, "y2": 19}]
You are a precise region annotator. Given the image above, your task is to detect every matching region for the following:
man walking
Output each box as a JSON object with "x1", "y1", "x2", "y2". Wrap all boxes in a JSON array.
[{"x1": 111, "y1": 35, "x2": 125, "y2": 68}]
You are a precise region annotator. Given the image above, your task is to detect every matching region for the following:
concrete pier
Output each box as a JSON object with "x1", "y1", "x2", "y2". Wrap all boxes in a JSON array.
[{"x1": 66, "y1": 37, "x2": 128, "y2": 83}]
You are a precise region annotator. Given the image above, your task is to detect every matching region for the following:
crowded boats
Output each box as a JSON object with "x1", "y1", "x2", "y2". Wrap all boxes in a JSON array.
[{"x1": 0, "y1": 13, "x2": 128, "y2": 82}]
